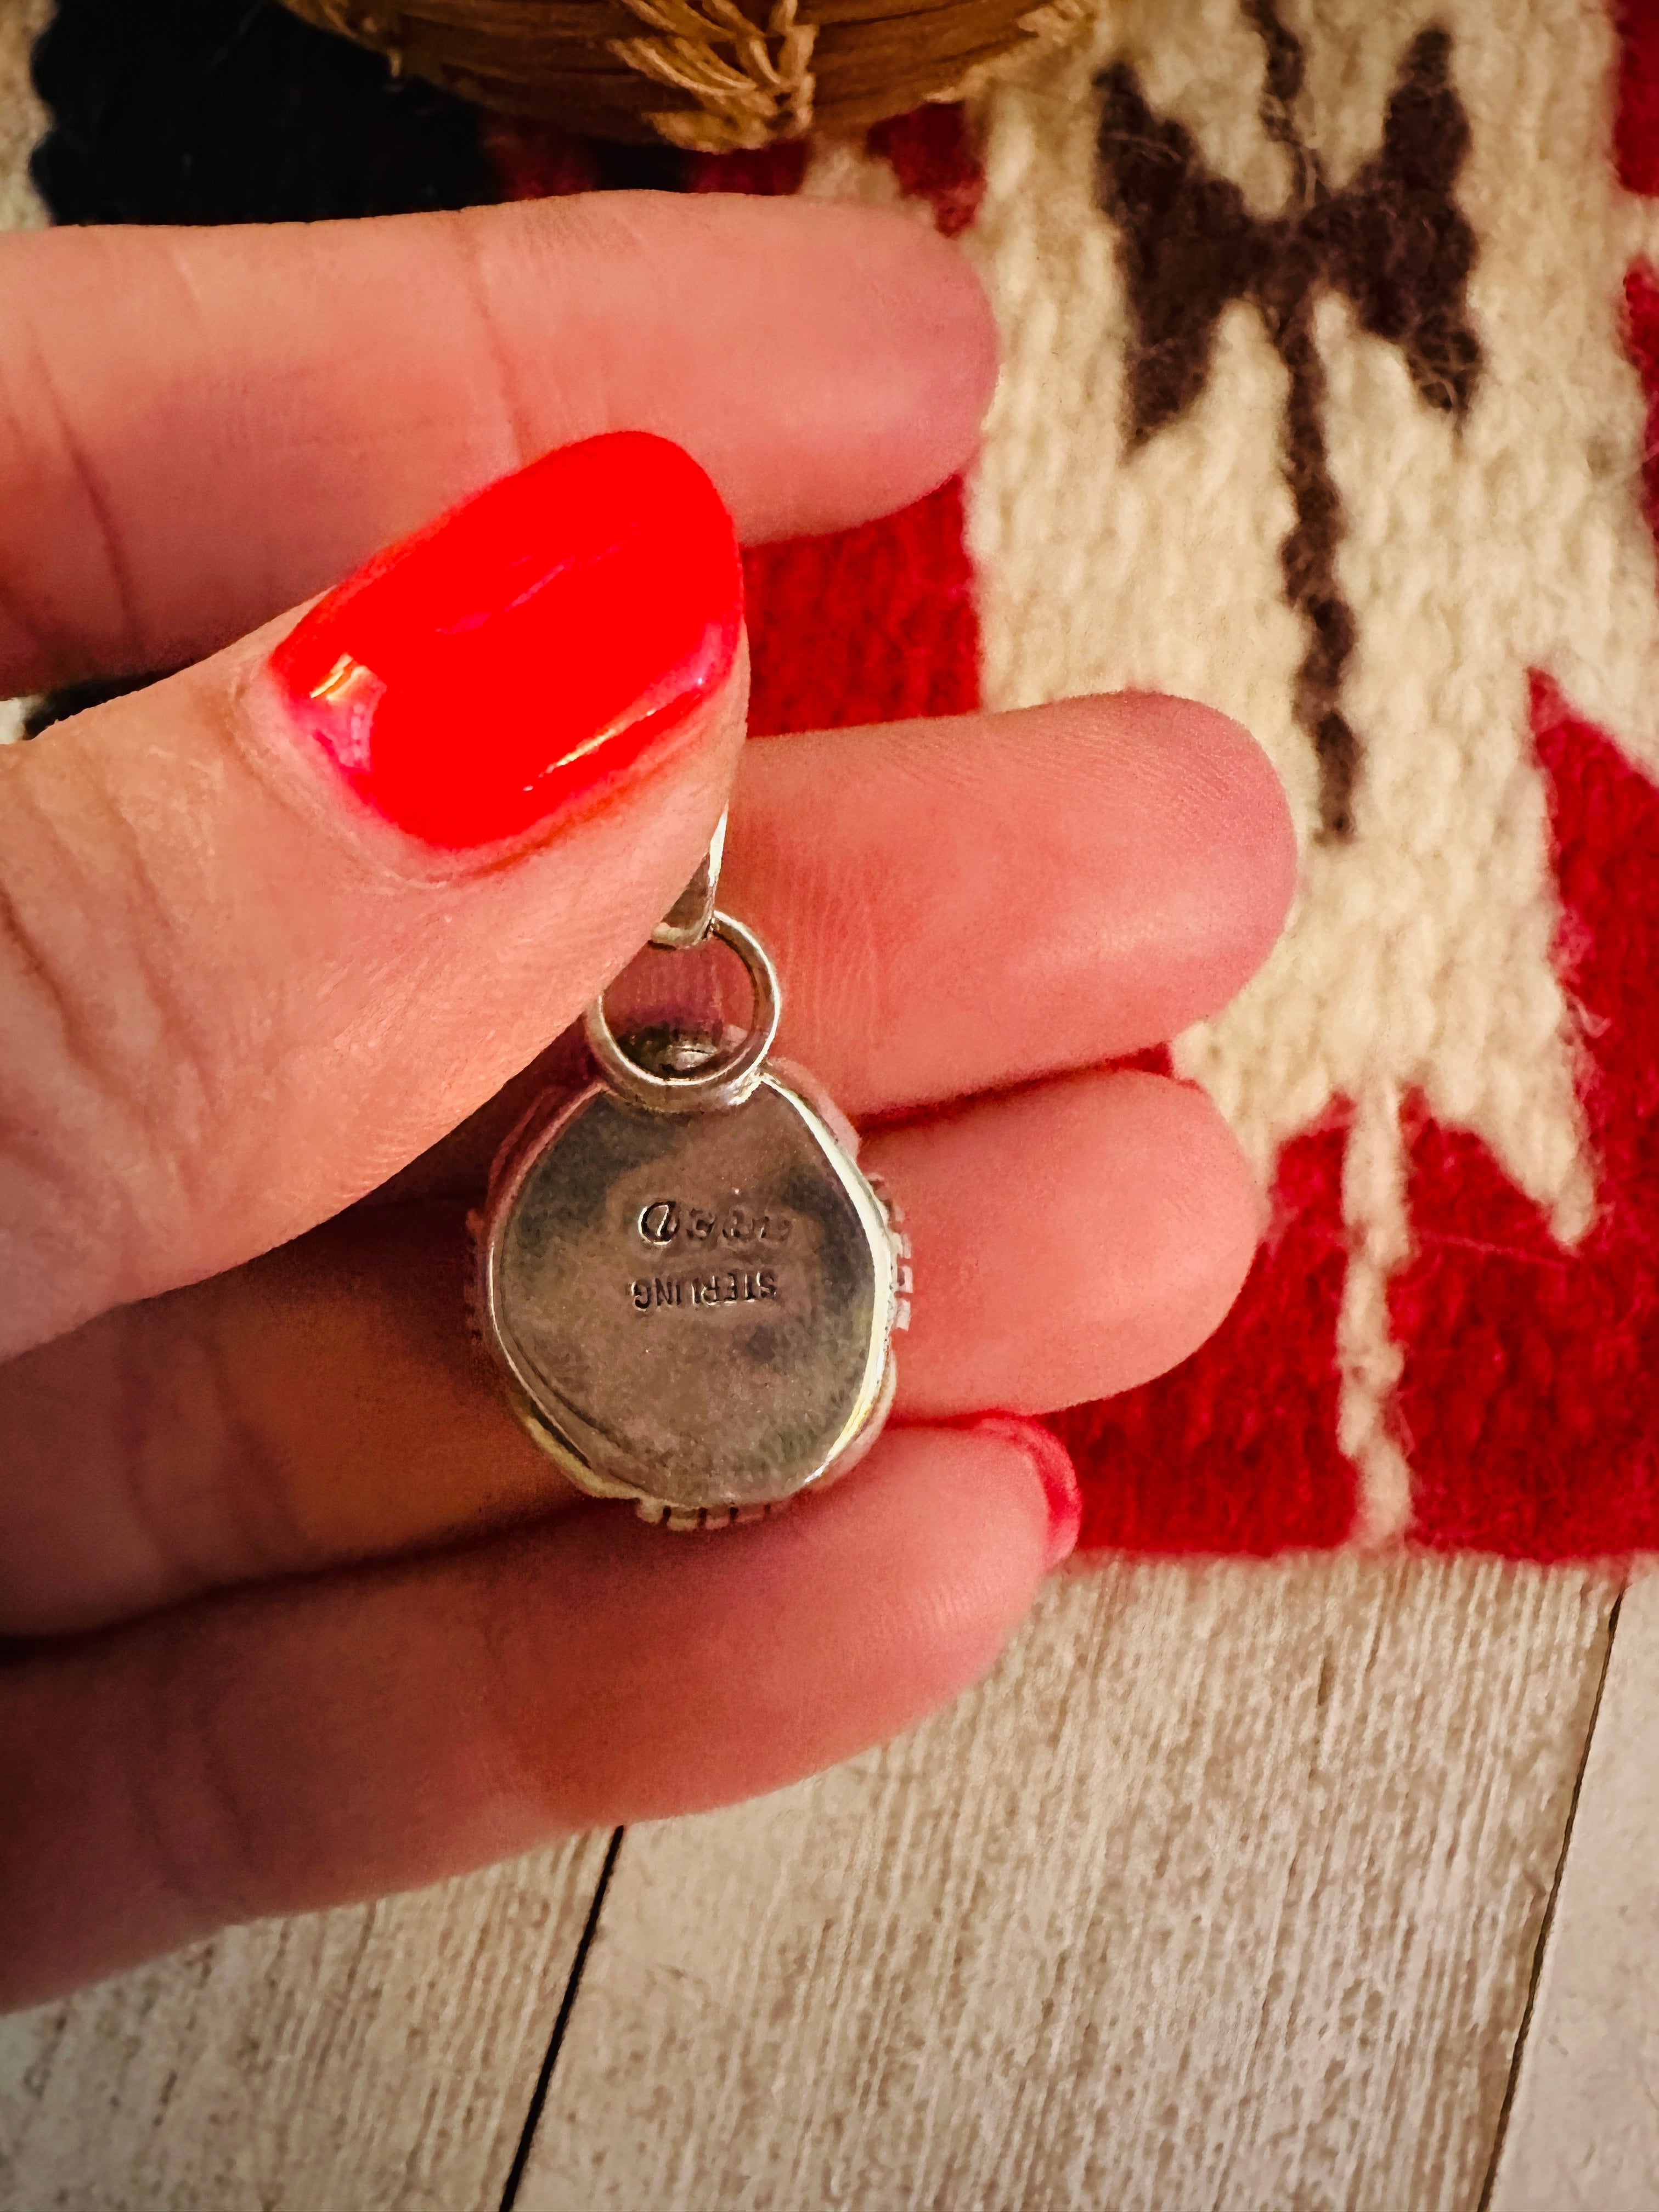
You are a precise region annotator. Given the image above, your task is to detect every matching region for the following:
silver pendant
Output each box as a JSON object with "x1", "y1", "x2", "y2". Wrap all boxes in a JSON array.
[{"x1": 475, "y1": 830, "x2": 910, "y2": 1528}]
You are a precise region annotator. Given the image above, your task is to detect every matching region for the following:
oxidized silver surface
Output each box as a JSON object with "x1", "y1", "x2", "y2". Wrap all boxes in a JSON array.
[
  {"x1": 476, "y1": 838, "x2": 907, "y2": 1527},
  {"x1": 478, "y1": 1059, "x2": 907, "y2": 1528}
]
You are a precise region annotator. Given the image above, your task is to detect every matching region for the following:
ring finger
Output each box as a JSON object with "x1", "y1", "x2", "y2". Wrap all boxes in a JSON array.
[{"x1": 4, "y1": 1063, "x2": 1260, "y2": 1634}]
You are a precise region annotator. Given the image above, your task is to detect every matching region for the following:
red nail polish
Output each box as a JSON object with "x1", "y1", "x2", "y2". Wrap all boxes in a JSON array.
[
  {"x1": 270, "y1": 431, "x2": 742, "y2": 849},
  {"x1": 970, "y1": 1415, "x2": 1083, "y2": 1569}
]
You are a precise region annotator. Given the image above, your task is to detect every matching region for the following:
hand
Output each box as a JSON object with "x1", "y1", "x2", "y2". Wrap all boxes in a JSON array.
[{"x1": 0, "y1": 194, "x2": 1293, "y2": 2008}]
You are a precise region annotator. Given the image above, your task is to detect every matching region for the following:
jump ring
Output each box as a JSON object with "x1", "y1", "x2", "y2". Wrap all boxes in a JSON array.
[{"x1": 584, "y1": 910, "x2": 781, "y2": 1114}]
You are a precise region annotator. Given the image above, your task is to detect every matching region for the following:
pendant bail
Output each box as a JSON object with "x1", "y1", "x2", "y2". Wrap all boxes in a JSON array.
[{"x1": 650, "y1": 812, "x2": 726, "y2": 950}]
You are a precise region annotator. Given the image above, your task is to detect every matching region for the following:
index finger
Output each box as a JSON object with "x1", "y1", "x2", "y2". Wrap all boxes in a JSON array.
[
  {"x1": 0, "y1": 431, "x2": 749, "y2": 1363},
  {"x1": 0, "y1": 194, "x2": 996, "y2": 693}
]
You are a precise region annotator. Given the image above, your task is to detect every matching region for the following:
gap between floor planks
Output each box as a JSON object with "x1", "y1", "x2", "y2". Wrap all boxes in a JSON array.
[
  {"x1": 0, "y1": 1554, "x2": 1616, "y2": 2211},
  {"x1": 0, "y1": 1831, "x2": 619, "y2": 2212},
  {"x1": 519, "y1": 1553, "x2": 1612, "y2": 2212},
  {"x1": 1485, "y1": 1568, "x2": 1659, "y2": 2212}
]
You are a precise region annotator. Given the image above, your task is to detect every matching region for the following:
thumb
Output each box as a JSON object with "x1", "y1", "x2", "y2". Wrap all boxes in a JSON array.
[{"x1": 0, "y1": 432, "x2": 746, "y2": 1359}]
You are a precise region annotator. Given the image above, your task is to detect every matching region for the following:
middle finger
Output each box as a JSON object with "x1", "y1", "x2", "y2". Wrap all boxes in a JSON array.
[
  {"x1": 734, "y1": 691, "x2": 1292, "y2": 1113},
  {"x1": 2, "y1": 1068, "x2": 1258, "y2": 1633},
  {"x1": 388, "y1": 685, "x2": 1296, "y2": 1210}
]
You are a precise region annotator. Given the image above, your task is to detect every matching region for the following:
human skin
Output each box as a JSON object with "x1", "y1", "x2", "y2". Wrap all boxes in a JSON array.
[{"x1": 0, "y1": 193, "x2": 1296, "y2": 2009}]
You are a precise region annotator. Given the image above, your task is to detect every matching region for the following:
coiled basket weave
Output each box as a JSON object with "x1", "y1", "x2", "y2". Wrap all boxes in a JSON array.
[{"x1": 280, "y1": 0, "x2": 1085, "y2": 150}]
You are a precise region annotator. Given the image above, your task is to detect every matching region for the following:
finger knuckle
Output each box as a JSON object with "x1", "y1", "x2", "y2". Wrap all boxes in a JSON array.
[
  {"x1": 123, "y1": 1621, "x2": 272, "y2": 1932},
  {"x1": 0, "y1": 763, "x2": 215, "y2": 1345}
]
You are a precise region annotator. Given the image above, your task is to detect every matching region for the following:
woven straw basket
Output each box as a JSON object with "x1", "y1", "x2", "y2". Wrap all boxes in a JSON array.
[{"x1": 280, "y1": 0, "x2": 1085, "y2": 150}]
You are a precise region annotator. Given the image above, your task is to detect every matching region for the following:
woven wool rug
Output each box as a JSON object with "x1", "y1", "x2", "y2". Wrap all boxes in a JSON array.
[{"x1": 26, "y1": 0, "x2": 1659, "y2": 1565}]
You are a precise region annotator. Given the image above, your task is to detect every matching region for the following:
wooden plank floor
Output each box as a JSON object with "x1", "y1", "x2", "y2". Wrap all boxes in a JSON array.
[
  {"x1": 517, "y1": 1558, "x2": 1611, "y2": 2212},
  {"x1": 0, "y1": 1837, "x2": 616, "y2": 2212},
  {"x1": 2, "y1": 1555, "x2": 1616, "y2": 2212}
]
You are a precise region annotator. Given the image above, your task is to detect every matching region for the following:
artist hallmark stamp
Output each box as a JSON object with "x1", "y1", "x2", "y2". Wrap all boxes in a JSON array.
[
  {"x1": 631, "y1": 1197, "x2": 793, "y2": 1311},
  {"x1": 636, "y1": 1199, "x2": 795, "y2": 1248}
]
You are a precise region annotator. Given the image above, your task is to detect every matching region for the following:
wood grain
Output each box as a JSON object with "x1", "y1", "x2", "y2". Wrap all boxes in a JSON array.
[
  {"x1": 1487, "y1": 1571, "x2": 1659, "y2": 2212},
  {"x1": 521, "y1": 1556, "x2": 1613, "y2": 2212},
  {"x1": 0, "y1": 1835, "x2": 612, "y2": 2212}
]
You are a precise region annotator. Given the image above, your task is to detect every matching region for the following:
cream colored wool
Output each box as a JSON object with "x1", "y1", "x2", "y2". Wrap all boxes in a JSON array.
[{"x1": 942, "y1": 0, "x2": 1659, "y2": 1541}]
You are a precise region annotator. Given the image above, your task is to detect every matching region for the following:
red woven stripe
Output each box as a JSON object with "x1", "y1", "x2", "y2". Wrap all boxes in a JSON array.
[
  {"x1": 867, "y1": 106, "x2": 986, "y2": 236},
  {"x1": 1620, "y1": 0, "x2": 1659, "y2": 194},
  {"x1": 1393, "y1": 679, "x2": 1659, "y2": 1557},
  {"x1": 743, "y1": 479, "x2": 980, "y2": 735},
  {"x1": 1057, "y1": 1116, "x2": 1357, "y2": 1555}
]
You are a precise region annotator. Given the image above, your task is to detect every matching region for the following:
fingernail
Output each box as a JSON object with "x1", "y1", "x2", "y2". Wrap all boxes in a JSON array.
[
  {"x1": 270, "y1": 431, "x2": 742, "y2": 849},
  {"x1": 970, "y1": 1415, "x2": 1082, "y2": 1570}
]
